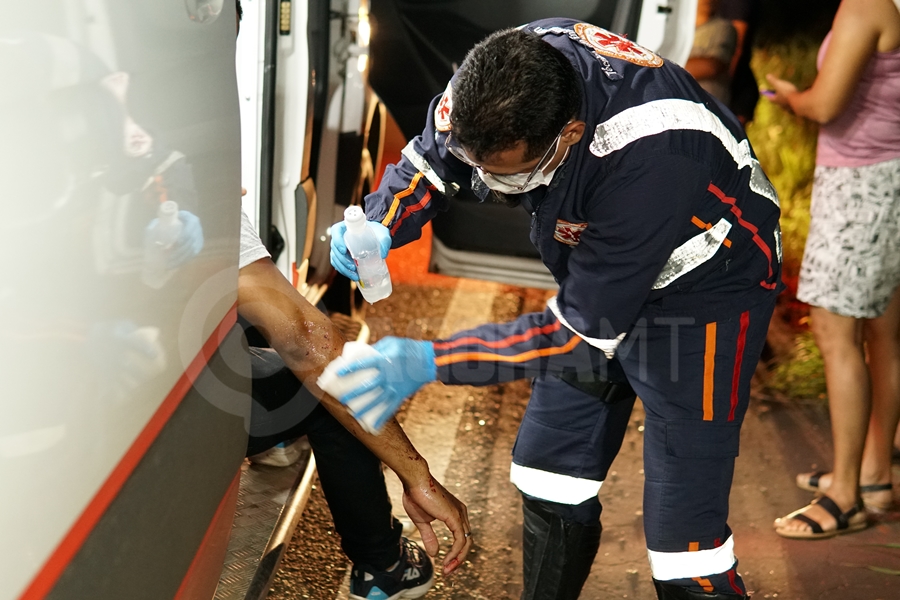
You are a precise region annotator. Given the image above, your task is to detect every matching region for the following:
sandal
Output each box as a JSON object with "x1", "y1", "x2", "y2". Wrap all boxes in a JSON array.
[
  {"x1": 795, "y1": 471, "x2": 828, "y2": 493},
  {"x1": 795, "y1": 471, "x2": 894, "y2": 513},
  {"x1": 774, "y1": 495, "x2": 868, "y2": 540},
  {"x1": 860, "y1": 483, "x2": 894, "y2": 514}
]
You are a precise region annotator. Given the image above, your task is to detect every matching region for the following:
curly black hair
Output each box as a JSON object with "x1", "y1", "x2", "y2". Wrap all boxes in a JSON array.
[
  {"x1": 236, "y1": 0, "x2": 243, "y2": 21},
  {"x1": 451, "y1": 28, "x2": 582, "y2": 163}
]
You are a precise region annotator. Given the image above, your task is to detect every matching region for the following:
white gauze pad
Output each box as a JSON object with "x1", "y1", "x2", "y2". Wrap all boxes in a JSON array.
[{"x1": 317, "y1": 341, "x2": 387, "y2": 435}]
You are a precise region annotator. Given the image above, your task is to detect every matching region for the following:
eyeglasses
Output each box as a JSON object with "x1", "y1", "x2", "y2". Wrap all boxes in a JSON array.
[{"x1": 445, "y1": 123, "x2": 569, "y2": 191}]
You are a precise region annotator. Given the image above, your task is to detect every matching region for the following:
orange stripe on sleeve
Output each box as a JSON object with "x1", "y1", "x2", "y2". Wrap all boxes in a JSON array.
[
  {"x1": 390, "y1": 190, "x2": 433, "y2": 234},
  {"x1": 435, "y1": 335, "x2": 582, "y2": 367},
  {"x1": 381, "y1": 172, "x2": 424, "y2": 227},
  {"x1": 703, "y1": 322, "x2": 717, "y2": 421},
  {"x1": 688, "y1": 542, "x2": 700, "y2": 552},
  {"x1": 433, "y1": 321, "x2": 562, "y2": 351}
]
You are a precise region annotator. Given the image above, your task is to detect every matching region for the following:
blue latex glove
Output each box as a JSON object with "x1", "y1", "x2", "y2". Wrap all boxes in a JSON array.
[
  {"x1": 336, "y1": 337, "x2": 436, "y2": 432},
  {"x1": 145, "y1": 210, "x2": 204, "y2": 270},
  {"x1": 330, "y1": 220, "x2": 391, "y2": 281},
  {"x1": 166, "y1": 210, "x2": 204, "y2": 269}
]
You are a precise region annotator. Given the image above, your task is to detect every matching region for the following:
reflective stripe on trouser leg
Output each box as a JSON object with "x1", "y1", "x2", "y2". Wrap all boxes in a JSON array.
[
  {"x1": 618, "y1": 298, "x2": 775, "y2": 594},
  {"x1": 642, "y1": 417, "x2": 740, "y2": 584},
  {"x1": 512, "y1": 374, "x2": 634, "y2": 599},
  {"x1": 510, "y1": 463, "x2": 604, "y2": 505},
  {"x1": 511, "y1": 374, "x2": 634, "y2": 504}
]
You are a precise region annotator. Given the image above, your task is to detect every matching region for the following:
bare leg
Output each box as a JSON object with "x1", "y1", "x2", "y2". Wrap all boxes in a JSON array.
[
  {"x1": 860, "y1": 287, "x2": 900, "y2": 505},
  {"x1": 776, "y1": 307, "x2": 869, "y2": 533}
]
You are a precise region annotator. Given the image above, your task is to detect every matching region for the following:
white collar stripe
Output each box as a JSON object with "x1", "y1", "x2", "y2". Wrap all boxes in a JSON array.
[{"x1": 548, "y1": 296, "x2": 624, "y2": 359}]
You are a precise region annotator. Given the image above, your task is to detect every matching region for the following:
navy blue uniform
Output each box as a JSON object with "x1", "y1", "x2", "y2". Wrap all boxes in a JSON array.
[{"x1": 364, "y1": 19, "x2": 780, "y2": 591}]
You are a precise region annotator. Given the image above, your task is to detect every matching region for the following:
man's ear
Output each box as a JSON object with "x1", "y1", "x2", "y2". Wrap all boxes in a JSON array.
[{"x1": 562, "y1": 121, "x2": 587, "y2": 147}]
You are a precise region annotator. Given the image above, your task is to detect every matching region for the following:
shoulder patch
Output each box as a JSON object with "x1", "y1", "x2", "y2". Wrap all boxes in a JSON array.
[
  {"x1": 434, "y1": 83, "x2": 453, "y2": 132},
  {"x1": 572, "y1": 23, "x2": 663, "y2": 68},
  {"x1": 531, "y1": 24, "x2": 622, "y2": 80},
  {"x1": 554, "y1": 220, "x2": 588, "y2": 246}
]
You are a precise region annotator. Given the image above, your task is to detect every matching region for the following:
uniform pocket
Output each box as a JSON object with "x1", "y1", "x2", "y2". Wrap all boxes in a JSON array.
[{"x1": 664, "y1": 419, "x2": 741, "y2": 459}]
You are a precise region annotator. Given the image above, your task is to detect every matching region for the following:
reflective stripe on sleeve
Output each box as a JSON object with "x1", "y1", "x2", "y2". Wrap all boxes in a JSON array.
[
  {"x1": 548, "y1": 296, "x2": 624, "y2": 359},
  {"x1": 652, "y1": 218, "x2": 732, "y2": 290},
  {"x1": 510, "y1": 462, "x2": 603, "y2": 505},
  {"x1": 401, "y1": 141, "x2": 459, "y2": 197},
  {"x1": 647, "y1": 535, "x2": 736, "y2": 581},
  {"x1": 774, "y1": 223, "x2": 783, "y2": 263},
  {"x1": 434, "y1": 334, "x2": 582, "y2": 367},
  {"x1": 381, "y1": 172, "x2": 423, "y2": 228},
  {"x1": 590, "y1": 99, "x2": 779, "y2": 207}
]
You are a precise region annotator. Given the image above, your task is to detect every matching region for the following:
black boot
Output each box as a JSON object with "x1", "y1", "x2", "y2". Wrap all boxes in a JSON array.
[
  {"x1": 521, "y1": 496, "x2": 601, "y2": 600},
  {"x1": 654, "y1": 580, "x2": 749, "y2": 599}
]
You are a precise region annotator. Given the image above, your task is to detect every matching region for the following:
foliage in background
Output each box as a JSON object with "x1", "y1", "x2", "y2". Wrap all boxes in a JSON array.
[
  {"x1": 747, "y1": 34, "x2": 832, "y2": 401},
  {"x1": 746, "y1": 38, "x2": 821, "y2": 297},
  {"x1": 765, "y1": 330, "x2": 827, "y2": 400}
]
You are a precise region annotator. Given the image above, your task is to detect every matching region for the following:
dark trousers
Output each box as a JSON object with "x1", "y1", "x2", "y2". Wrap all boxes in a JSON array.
[
  {"x1": 246, "y1": 346, "x2": 402, "y2": 570},
  {"x1": 513, "y1": 297, "x2": 775, "y2": 595}
]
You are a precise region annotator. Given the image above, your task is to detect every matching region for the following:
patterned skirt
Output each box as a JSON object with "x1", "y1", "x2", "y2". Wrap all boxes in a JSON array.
[{"x1": 797, "y1": 158, "x2": 900, "y2": 318}]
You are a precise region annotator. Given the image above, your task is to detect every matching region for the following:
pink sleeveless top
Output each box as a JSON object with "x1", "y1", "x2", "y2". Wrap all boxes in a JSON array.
[{"x1": 816, "y1": 31, "x2": 900, "y2": 167}]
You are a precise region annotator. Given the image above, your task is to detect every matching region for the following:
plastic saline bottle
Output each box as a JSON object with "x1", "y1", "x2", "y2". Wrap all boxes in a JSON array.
[
  {"x1": 342, "y1": 206, "x2": 392, "y2": 303},
  {"x1": 142, "y1": 200, "x2": 183, "y2": 289}
]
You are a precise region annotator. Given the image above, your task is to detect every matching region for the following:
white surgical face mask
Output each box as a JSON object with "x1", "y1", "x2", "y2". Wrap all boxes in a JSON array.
[{"x1": 477, "y1": 147, "x2": 569, "y2": 194}]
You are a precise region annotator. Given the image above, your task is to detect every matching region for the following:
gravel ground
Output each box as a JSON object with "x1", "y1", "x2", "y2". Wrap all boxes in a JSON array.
[
  {"x1": 268, "y1": 475, "x2": 348, "y2": 600},
  {"x1": 268, "y1": 283, "x2": 542, "y2": 599},
  {"x1": 266, "y1": 281, "x2": 900, "y2": 600}
]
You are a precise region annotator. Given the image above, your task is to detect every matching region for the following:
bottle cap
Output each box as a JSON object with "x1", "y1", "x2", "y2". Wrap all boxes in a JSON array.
[
  {"x1": 344, "y1": 206, "x2": 366, "y2": 230},
  {"x1": 158, "y1": 200, "x2": 179, "y2": 222}
]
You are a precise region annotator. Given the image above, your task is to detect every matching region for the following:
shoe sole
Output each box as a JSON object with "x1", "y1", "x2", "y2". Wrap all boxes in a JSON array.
[
  {"x1": 348, "y1": 574, "x2": 435, "y2": 600},
  {"x1": 862, "y1": 500, "x2": 894, "y2": 515},
  {"x1": 248, "y1": 447, "x2": 303, "y2": 467}
]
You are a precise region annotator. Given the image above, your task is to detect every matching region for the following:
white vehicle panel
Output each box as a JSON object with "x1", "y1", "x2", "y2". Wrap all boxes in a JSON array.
[
  {"x1": 638, "y1": 0, "x2": 696, "y2": 65},
  {"x1": 0, "y1": 2, "x2": 241, "y2": 597},
  {"x1": 272, "y1": 0, "x2": 310, "y2": 277},
  {"x1": 237, "y1": 0, "x2": 266, "y2": 230}
]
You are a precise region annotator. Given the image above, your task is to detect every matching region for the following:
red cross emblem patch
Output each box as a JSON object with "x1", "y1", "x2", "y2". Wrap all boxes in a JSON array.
[
  {"x1": 573, "y1": 23, "x2": 663, "y2": 68},
  {"x1": 554, "y1": 220, "x2": 588, "y2": 246},
  {"x1": 434, "y1": 84, "x2": 453, "y2": 132}
]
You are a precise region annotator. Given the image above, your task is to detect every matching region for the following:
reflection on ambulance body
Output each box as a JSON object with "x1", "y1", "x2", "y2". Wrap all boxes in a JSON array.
[{"x1": 0, "y1": 3, "x2": 242, "y2": 598}]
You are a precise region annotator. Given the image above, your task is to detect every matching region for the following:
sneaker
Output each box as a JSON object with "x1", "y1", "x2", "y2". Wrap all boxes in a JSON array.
[
  {"x1": 349, "y1": 537, "x2": 435, "y2": 600},
  {"x1": 248, "y1": 438, "x2": 305, "y2": 467}
]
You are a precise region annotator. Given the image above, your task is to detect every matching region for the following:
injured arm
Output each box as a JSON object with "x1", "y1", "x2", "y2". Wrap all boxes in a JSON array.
[{"x1": 236, "y1": 257, "x2": 471, "y2": 573}]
